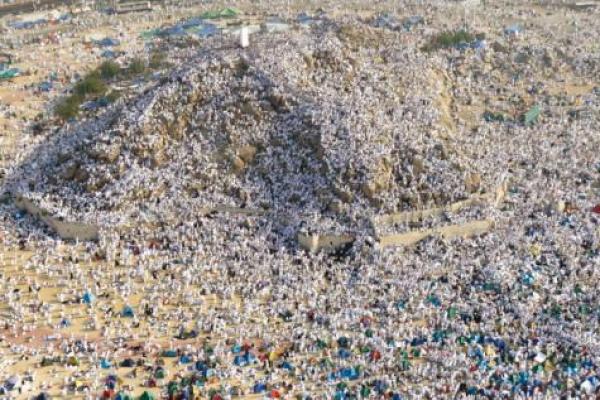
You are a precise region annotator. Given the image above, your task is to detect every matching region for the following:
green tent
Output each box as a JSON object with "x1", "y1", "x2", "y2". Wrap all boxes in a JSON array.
[
  {"x1": 199, "y1": 7, "x2": 240, "y2": 19},
  {"x1": 447, "y1": 306, "x2": 458, "y2": 318},
  {"x1": 154, "y1": 368, "x2": 166, "y2": 379},
  {"x1": 523, "y1": 104, "x2": 541, "y2": 126},
  {"x1": 138, "y1": 391, "x2": 155, "y2": 400},
  {"x1": 0, "y1": 68, "x2": 20, "y2": 80},
  {"x1": 140, "y1": 29, "x2": 161, "y2": 39},
  {"x1": 115, "y1": 392, "x2": 133, "y2": 400},
  {"x1": 167, "y1": 381, "x2": 179, "y2": 395},
  {"x1": 360, "y1": 385, "x2": 371, "y2": 398},
  {"x1": 162, "y1": 349, "x2": 177, "y2": 358},
  {"x1": 483, "y1": 111, "x2": 505, "y2": 122}
]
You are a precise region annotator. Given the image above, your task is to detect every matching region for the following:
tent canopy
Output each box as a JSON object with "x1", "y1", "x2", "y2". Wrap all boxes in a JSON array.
[
  {"x1": 199, "y1": 7, "x2": 240, "y2": 19},
  {"x1": 523, "y1": 105, "x2": 541, "y2": 126},
  {"x1": 0, "y1": 68, "x2": 20, "y2": 80},
  {"x1": 138, "y1": 391, "x2": 155, "y2": 400}
]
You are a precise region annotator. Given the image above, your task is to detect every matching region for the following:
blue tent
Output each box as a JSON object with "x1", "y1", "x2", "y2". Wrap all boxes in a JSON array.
[
  {"x1": 280, "y1": 361, "x2": 294, "y2": 371},
  {"x1": 338, "y1": 348, "x2": 351, "y2": 359},
  {"x1": 120, "y1": 358, "x2": 135, "y2": 367},
  {"x1": 373, "y1": 380, "x2": 389, "y2": 394},
  {"x1": 253, "y1": 382, "x2": 267, "y2": 393},
  {"x1": 82, "y1": 292, "x2": 95, "y2": 304},
  {"x1": 504, "y1": 25, "x2": 522, "y2": 36},
  {"x1": 402, "y1": 15, "x2": 424, "y2": 31},
  {"x1": 93, "y1": 37, "x2": 120, "y2": 47},
  {"x1": 233, "y1": 352, "x2": 255, "y2": 367},
  {"x1": 395, "y1": 300, "x2": 406, "y2": 310},
  {"x1": 158, "y1": 25, "x2": 187, "y2": 37},
  {"x1": 521, "y1": 272, "x2": 534, "y2": 286},
  {"x1": 233, "y1": 355, "x2": 246, "y2": 367},
  {"x1": 472, "y1": 40, "x2": 487, "y2": 50},
  {"x1": 180, "y1": 17, "x2": 204, "y2": 29},
  {"x1": 180, "y1": 355, "x2": 191, "y2": 364},
  {"x1": 195, "y1": 361, "x2": 207, "y2": 373},
  {"x1": 340, "y1": 367, "x2": 360, "y2": 380},
  {"x1": 372, "y1": 14, "x2": 399, "y2": 30},
  {"x1": 297, "y1": 13, "x2": 316, "y2": 25},
  {"x1": 101, "y1": 50, "x2": 117, "y2": 59},
  {"x1": 188, "y1": 23, "x2": 219, "y2": 38},
  {"x1": 337, "y1": 336, "x2": 350, "y2": 348},
  {"x1": 9, "y1": 19, "x2": 47, "y2": 29},
  {"x1": 106, "y1": 376, "x2": 117, "y2": 390},
  {"x1": 411, "y1": 336, "x2": 427, "y2": 346},
  {"x1": 121, "y1": 305, "x2": 134, "y2": 318},
  {"x1": 38, "y1": 81, "x2": 52, "y2": 92},
  {"x1": 100, "y1": 359, "x2": 112, "y2": 369},
  {"x1": 162, "y1": 349, "x2": 177, "y2": 357}
]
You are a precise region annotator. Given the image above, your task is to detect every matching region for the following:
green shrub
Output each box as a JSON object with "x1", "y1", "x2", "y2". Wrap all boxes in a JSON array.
[
  {"x1": 99, "y1": 60, "x2": 121, "y2": 79},
  {"x1": 483, "y1": 111, "x2": 506, "y2": 122},
  {"x1": 74, "y1": 72, "x2": 107, "y2": 96},
  {"x1": 422, "y1": 30, "x2": 476, "y2": 52},
  {"x1": 55, "y1": 94, "x2": 83, "y2": 120},
  {"x1": 105, "y1": 90, "x2": 121, "y2": 103},
  {"x1": 128, "y1": 57, "x2": 146, "y2": 75},
  {"x1": 149, "y1": 51, "x2": 167, "y2": 69}
]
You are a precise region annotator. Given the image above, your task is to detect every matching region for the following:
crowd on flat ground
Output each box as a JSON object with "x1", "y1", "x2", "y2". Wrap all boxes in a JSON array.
[{"x1": 0, "y1": 1, "x2": 599, "y2": 399}]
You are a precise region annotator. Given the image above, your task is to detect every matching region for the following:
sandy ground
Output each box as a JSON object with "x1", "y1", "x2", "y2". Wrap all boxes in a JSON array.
[
  {"x1": 0, "y1": 244, "x2": 245, "y2": 398},
  {"x1": 0, "y1": 1, "x2": 598, "y2": 398}
]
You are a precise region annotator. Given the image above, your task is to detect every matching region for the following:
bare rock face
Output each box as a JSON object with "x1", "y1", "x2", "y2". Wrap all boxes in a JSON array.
[
  {"x1": 57, "y1": 151, "x2": 71, "y2": 163},
  {"x1": 267, "y1": 93, "x2": 290, "y2": 113},
  {"x1": 170, "y1": 113, "x2": 190, "y2": 140},
  {"x1": 60, "y1": 161, "x2": 79, "y2": 181},
  {"x1": 237, "y1": 145, "x2": 257, "y2": 164},
  {"x1": 232, "y1": 156, "x2": 246, "y2": 173},
  {"x1": 542, "y1": 49, "x2": 555, "y2": 69},
  {"x1": 87, "y1": 142, "x2": 121, "y2": 163},
  {"x1": 362, "y1": 158, "x2": 393, "y2": 200},
  {"x1": 465, "y1": 172, "x2": 482, "y2": 193},
  {"x1": 334, "y1": 185, "x2": 354, "y2": 203},
  {"x1": 362, "y1": 182, "x2": 378, "y2": 200},
  {"x1": 328, "y1": 199, "x2": 344, "y2": 214},
  {"x1": 412, "y1": 157, "x2": 425, "y2": 175},
  {"x1": 152, "y1": 149, "x2": 167, "y2": 168},
  {"x1": 73, "y1": 167, "x2": 89, "y2": 183}
]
